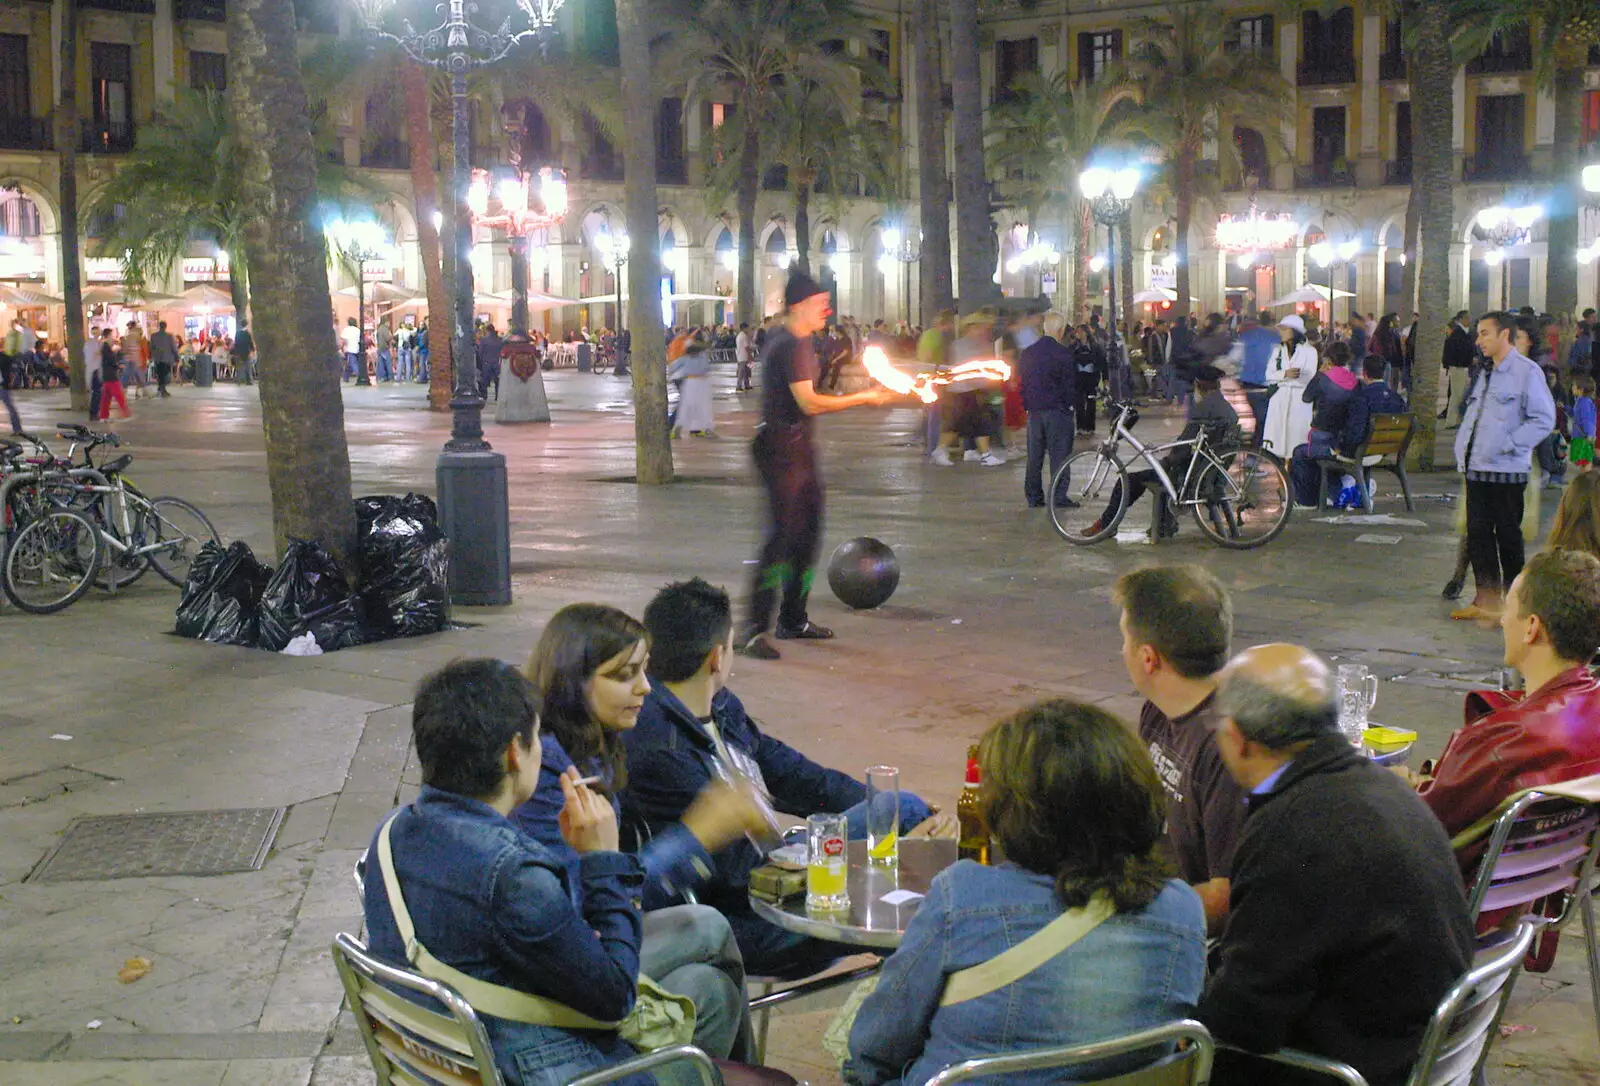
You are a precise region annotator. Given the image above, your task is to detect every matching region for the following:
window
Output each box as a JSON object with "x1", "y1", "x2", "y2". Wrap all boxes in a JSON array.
[
  {"x1": 362, "y1": 86, "x2": 405, "y2": 168},
  {"x1": 994, "y1": 37, "x2": 1038, "y2": 103},
  {"x1": 89, "y1": 42, "x2": 134, "y2": 152},
  {"x1": 868, "y1": 29, "x2": 891, "y2": 71},
  {"x1": 762, "y1": 164, "x2": 788, "y2": 191},
  {"x1": 0, "y1": 35, "x2": 33, "y2": 149},
  {"x1": 293, "y1": 0, "x2": 339, "y2": 34},
  {"x1": 175, "y1": 0, "x2": 225, "y2": 21},
  {"x1": 1472, "y1": 94, "x2": 1526, "y2": 179},
  {"x1": 1379, "y1": 18, "x2": 1405, "y2": 79},
  {"x1": 504, "y1": 99, "x2": 551, "y2": 165},
  {"x1": 1299, "y1": 8, "x2": 1354, "y2": 83},
  {"x1": 657, "y1": 98, "x2": 685, "y2": 184},
  {"x1": 1582, "y1": 89, "x2": 1599, "y2": 153},
  {"x1": 1077, "y1": 31, "x2": 1122, "y2": 84},
  {"x1": 1311, "y1": 106, "x2": 1347, "y2": 183},
  {"x1": 1467, "y1": 27, "x2": 1531, "y2": 74},
  {"x1": 704, "y1": 101, "x2": 734, "y2": 131},
  {"x1": 0, "y1": 188, "x2": 42, "y2": 237},
  {"x1": 1389, "y1": 100, "x2": 1412, "y2": 183},
  {"x1": 581, "y1": 114, "x2": 622, "y2": 181},
  {"x1": 189, "y1": 50, "x2": 226, "y2": 92},
  {"x1": 1232, "y1": 16, "x2": 1273, "y2": 57},
  {"x1": 1232, "y1": 126, "x2": 1269, "y2": 187}
]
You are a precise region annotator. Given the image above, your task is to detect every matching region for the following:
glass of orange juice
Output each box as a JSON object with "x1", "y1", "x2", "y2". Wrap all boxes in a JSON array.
[{"x1": 806, "y1": 813, "x2": 849, "y2": 912}]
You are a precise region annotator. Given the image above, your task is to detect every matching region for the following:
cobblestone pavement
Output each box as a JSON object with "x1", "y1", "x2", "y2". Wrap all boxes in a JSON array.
[{"x1": 0, "y1": 369, "x2": 1594, "y2": 1085}]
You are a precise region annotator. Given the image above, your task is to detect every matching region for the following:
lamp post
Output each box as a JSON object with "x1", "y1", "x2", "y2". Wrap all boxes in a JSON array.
[
  {"x1": 1080, "y1": 166, "x2": 1140, "y2": 395},
  {"x1": 326, "y1": 218, "x2": 393, "y2": 387},
  {"x1": 467, "y1": 165, "x2": 567, "y2": 337},
  {"x1": 1307, "y1": 238, "x2": 1359, "y2": 327},
  {"x1": 1580, "y1": 166, "x2": 1600, "y2": 312},
  {"x1": 1475, "y1": 203, "x2": 1542, "y2": 310},
  {"x1": 350, "y1": 0, "x2": 564, "y2": 607},
  {"x1": 595, "y1": 225, "x2": 630, "y2": 331},
  {"x1": 1004, "y1": 229, "x2": 1060, "y2": 302},
  {"x1": 879, "y1": 225, "x2": 921, "y2": 324}
]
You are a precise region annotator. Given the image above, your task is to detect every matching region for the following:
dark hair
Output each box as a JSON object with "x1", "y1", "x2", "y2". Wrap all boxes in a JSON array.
[
  {"x1": 1478, "y1": 311, "x2": 1515, "y2": 337},
  {"x1": 978, "y1": 700, "x2": 1170, "y2": 912},
  {"x1": 526, "y1": 604, "x2": 648, "y2": 793},
  {"x1": 1284, "y1": 326, "x2": 1307, "y2": 350},
  {"x1": 1324, "y1": 341, "x2": 1352, "y2": 369},
  {"x1": 1362, "y1": 354, "x2": 1387, "y2": 380},
  {"x1": 643, "y1": 577, "x2": 733, "y2": 682},
  {"x1": 412, "y1": 659, "x2": 540, "y2": 798},
  {"x1": 1113, "y1": 565, "x2": 1233, "y2": 679},
  {"x1": 1517, "y1": 548, "x2": 1600, "y2": 662}
]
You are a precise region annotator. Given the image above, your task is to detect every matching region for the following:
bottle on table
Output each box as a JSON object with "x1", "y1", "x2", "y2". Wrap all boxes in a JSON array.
[{"x1": 957, "y1": 744, "x2": 990, "y2": 865}]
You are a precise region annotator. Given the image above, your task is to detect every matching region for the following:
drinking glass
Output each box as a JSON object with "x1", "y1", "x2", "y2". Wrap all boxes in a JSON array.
[
  {"x1": 1336, "y1": 664, "x2": 1379, "y2": 742},
  {"x1": 806, "y1": 812, "x2": 849, "y2": 912},
  {"x1": 865, "y1": 765, "x2": 900, "y2": 867}
]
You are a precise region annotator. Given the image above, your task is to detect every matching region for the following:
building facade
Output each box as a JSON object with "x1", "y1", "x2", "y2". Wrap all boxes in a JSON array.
[{"x1": 1, "y1": 0, "x2": 1598, "y2": 340}]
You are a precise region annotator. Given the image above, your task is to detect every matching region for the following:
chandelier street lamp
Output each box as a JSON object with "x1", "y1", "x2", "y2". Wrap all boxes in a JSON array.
[
  {"x1": 1308, "y1": 238, "x2": 1360, "y2": 325},
  {"x1": 1475, "y1": 204, "x2": 1542, "y2": 309},
  {"x1": 595, "y1": 225, "x2": 630, "y2": 329},
  {"x1": 467, "y1": 165, "x2": 568, "y2": 336},
  {"x1": 1005, "y1": 228, "x2": 1060, "y2": 301},
  {"x1": 879, "y1": 225, "x2": 921, "y2": 324},
  {"x1": 1080, "y1": 166, "x2": 1140, "y2": 388},
  {"x1": 325, "y1": 217, "x2": 394, "y2": 387},
  {"x1": 350, "y1": 0, "x2": 565, "y2": 607}
]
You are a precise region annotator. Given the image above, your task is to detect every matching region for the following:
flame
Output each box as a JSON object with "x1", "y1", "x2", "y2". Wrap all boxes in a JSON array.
[{"x1": 860, "y1": 345, "x2": 1010, "y2": 404}]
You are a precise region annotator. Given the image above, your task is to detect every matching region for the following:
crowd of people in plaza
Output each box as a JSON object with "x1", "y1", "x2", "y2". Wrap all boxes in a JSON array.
[{"x1": 362, "y1": 539, "x2": 1600, "y2": 1086}]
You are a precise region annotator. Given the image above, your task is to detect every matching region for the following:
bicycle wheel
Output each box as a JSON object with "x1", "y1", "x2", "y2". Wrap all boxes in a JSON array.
[
  {"x1": 1048, "y1": 450, "x2": 1131, "y2": 545},
  {"x1": 2, "y1": 507, "x2": 101, "y2": 614},
  {"x1": 80, "y1": 493, "x2": 149, "y2": 591},
  {"x1": 1189, "y1": 447, "x2": 1292, "y2": 549},
  {"x1": 140, "y1": 497, "x2": 220, "y2": 586}
]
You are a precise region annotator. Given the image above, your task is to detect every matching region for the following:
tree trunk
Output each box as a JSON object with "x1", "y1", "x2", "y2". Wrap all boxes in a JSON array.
[
  {"x1": 1408, "y1": 0, "x2": 1453, "y2": 472},
  {"x1": 404, "y1": 60, "x2": 451, "y2": 411},
  {"x1": 948, "y1": 0, "x2": 992, "y2": 312},
  {"x1": 1074, "y1": 198, "x2": 1091, "y2": 320},
  {"x1": 228, "y1": 259, "x2": 250, "y2": 324},
  {"x1": 735, "y1": 116, "x2": 760, "y2": 328},
  {"x1": 1118, "y1": 203, "x2": 1134, "y2": 330},
  {"x1": 57, "y1": 0, "x2": 86, "y2": 411},
  {"x1": 1400, "y1": 181, "x2": 1419, "y2": 317},
  {"x1": 432, "y1": 93, "x2": 458, "y2": 410},
  {"x1": 793, "y1": 179, "x2": 812, "y2": 277},
  {"x1": 615, "y1": 0, "x2": 672, "y2": 484},
  {"x1": 913, "y1": 0, "x2": 952, "y2": 323},
  {"x1": 1174, "y1": 146, "x2": 1195, "y2": 321},
  {"x1": 227, "y1": 0, "x2": 356, "y2": 566},
  {"x1": 1544, "y1": 46, "x2": 1583, "y2": 321}
]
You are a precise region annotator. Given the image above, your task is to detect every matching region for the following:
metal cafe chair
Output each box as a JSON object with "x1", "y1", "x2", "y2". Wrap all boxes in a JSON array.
[
  {"x1": 1218, "y1": 919, "x2": 1537, "y2": 1086},
  {"x1": 332, "y1": 931, "x2": 724, "y2": 1086},
  {"x1": 924, "y1": 1019, "x2": 1216, "y2": 1086}
]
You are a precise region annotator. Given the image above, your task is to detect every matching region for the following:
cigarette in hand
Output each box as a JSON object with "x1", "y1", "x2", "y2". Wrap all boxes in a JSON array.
[{"x1": 574, "y1": 775, "x2": 602, "y2": 788}]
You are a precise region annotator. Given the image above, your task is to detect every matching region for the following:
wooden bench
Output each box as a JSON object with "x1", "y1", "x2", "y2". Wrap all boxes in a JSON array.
[{"x1": 1316, "y1": 412, "x2": 1417, "y2": 512}]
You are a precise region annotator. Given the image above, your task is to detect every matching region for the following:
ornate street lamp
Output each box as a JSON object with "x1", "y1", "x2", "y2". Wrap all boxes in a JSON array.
[
  {"x1": 467, "y1": 165, "x2": 567, "y2": 336},
  {"x1": 350, "y1": 0, "x2": 565, "y2": 607},
  {"x1": 595, "y1": 225, "x2": 629, "y2": 330},
  {"x1": 1080, "y1": 166, "x2": 1140, "y2": 392},
  {"x1": 1475, "y1": 203, "x2": 1542, "y2": 308},
  {"x1": 879, "y1": 225, "x2": 921, "y2": 324},
  {"x1": 1308, "y1": 237, "x2": 1360, "y2": 325},
  {"x1": 1004, "y1": 228, "x2": 1060, "y2": 301},
  {"x1": 325, "y1": 217, "x2": 394, "y2": 387}
]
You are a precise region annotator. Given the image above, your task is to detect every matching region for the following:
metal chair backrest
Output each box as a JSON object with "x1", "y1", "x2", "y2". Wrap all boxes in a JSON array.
[
  {"x1": 332, "y1": 931, "x2": 504, "y2": 1086},
  {"x1": 923, "y1": 1019, "x2": 1214, "y2": 1086},
  {"x1": 1464, "y1": 790, "x2": 1600, "y2": 926},
  {"x1": 1405, "y1": 919, "x2": 1536, "y2": 1086}
]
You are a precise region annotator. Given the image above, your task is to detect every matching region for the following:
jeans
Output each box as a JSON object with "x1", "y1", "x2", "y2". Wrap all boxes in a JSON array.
[
  {"x1": 1465, "y1": 478, "x2": 1525, "y2": 595},
  {"x1": 1024, "y1": 408, "x2": 1075, "y2": 506},
  {"x1": 417, "y1": 347, "x2": 430, "y2": 381},
  {"x1": 747, "y1": 427, "x2": 823, "y2": 635},
  {"x1": 1243, "y1": 386, "x2": 1272, "y2": 448},
  {"x1": 0, "y1": 385, "x2": 19, "y2": 432},
  {"x1": 640, "y1": 906, "x2": 752, "y2": 1061},
  {"x1": 396, "y1": 347, "x2": 414, "y2": 382},
  {"x1": 376, "y1": 348, "x2": 393, "y2": 382},
  {"x1": 344, "y1": 352, "x2": 360, "y2": 380},
  {"x1": 1290, "y1": 430, "x2": 1337, "y2": 506}
]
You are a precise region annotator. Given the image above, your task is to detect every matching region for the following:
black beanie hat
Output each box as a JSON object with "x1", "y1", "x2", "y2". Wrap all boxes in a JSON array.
[{"x1": 784, "y1": 272, "x2": 827, "y2": 308}]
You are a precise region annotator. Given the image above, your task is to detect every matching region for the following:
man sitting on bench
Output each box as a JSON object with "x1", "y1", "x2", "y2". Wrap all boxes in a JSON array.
[{"x1": 1291, "y1": 354, "x2": 1407, "y2": 508}]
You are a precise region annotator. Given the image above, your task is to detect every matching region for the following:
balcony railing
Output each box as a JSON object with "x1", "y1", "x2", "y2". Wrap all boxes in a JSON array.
[
  {"x1": 659, "y1": 157, "x2": 688, "y2": 185},
  {"x1": 1378, "y1": 52, "x2": 1405, "y2": 80},
  {"x1": 0, "y1": 117, "x2": 53, "y2": 151},
  {"x1": 1465, "y1": 52, "x2": 1531, "y2": 75},
  {"x1": 1296, "y1": 163, "x2": 1355, "y2": 188},
  {"x1": 1297, "y1": 59, "x2": 1356, "y2": 86},
  {"x1": 360, "y1": 137, "x2": 408, "y2": 169},
  {"x1": 82, "y1": 124, "x2": 136, "y2": 154},
  {"x1": 581, "y1": 155, "x2": 623, "y2": 182},
  {"x1": 1462, "y1": 153, "x2": 1532, "y2": 182},
  {"x1": 1384, "y1": 160, "x2": 1413, "y2": 185}
]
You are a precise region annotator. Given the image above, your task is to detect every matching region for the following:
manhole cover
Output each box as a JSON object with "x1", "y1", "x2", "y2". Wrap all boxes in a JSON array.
[{"x1": 29, "y1": 807, "x2": 285, "y2": 883}]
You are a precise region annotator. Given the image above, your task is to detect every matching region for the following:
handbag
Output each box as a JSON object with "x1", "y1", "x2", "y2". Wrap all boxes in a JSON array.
[
  {"x1": 375, "y1": 815, "x2": 696, "y2": 1051},
  {"x1": 820, "y1": 892, "x2": 1116, "y2": 1066}
]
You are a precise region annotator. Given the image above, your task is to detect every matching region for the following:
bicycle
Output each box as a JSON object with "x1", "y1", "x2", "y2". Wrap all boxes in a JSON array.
[{"x1": 1047, "y1": 401, "x2": 1292, "y2": 549}]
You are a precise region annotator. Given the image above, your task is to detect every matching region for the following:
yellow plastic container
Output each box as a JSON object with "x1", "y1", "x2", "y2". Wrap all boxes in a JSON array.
[{"x1": 1363, "y1": 725, "x2": 1417, "y2": 752}]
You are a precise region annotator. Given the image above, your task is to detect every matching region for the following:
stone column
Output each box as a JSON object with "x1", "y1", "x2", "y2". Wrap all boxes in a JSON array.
[
  {"x1": 1357, "y1": 14, "x2": 1381, "y2": 186},
  {"x1": 153, "y1": 0, "x2": 176, "y2": 101},
  {"x1": 1449, "y1": 241, "x2": 1470, "y2": 312},
  {"x1": 1355, "y1": 250, "x2": 1383, "y2": 318},
  {"x1": 1277, "y1": 21, "x2": 1299, "y2": 191}
]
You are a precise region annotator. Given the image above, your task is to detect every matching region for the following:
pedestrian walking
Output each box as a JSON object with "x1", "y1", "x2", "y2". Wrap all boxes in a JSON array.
[
  {"x1": 476, "y1": 323, "x2": 503, "y2": 401},
  {"x1": 0, "y1": 348, "x2": 21, "y2": 432},
  {"x1": 736, "y1": 273, "x2": 896, "y2": 661},
  {"x1": 340, "y1": 317, "x2": 361, "y2": 381},
  {"x1": 734, "y1": 322, "x2": 753, "y2": 391},
  {"x1": 148, "y1": 320, "x2": 178, "y2": 397},
  {"x1": 231, "y1": 324, "x2": 256, "y2": 385},
  {"x1": 668, "y1": 334, "x2": 717, "y2": 438},
  {"x1": 375, "y1": 321, "x2": 394, "y2": 382},
  {"x1": 1232, "y1": 311, "x2": 1278, "y2": 447},
  {"x1": 98, "y1": 329, "x2": 131, "y2": 421},
  {"x1": 1451, "y1": 311, "x2": 1557, "y2": 621},
  {"x1": 120, "y1": 321, "x2": 150, "y2": 400},
  {"x1": 1016, "y1": 310, "x2": 1077, "y2": 508}
]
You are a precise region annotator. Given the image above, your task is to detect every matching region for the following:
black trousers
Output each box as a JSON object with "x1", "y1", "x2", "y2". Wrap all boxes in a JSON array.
[
  {"x1": 747, "y1": 428, "x2": 823, "y2": 634},
  {"x1": 1465, "y1": 478, "x2": 1525, "y2": 595},
  {"x1": 1075, "y1": 378, "x2": 1097, "y2": 432}
]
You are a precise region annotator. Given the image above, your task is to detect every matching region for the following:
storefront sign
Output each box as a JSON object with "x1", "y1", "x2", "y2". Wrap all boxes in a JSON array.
[
  {"x1": 363, "y1": 262, "x2": 395, "y2": 282},
  {"x1": 1151, "y1": 265, "x2": 1176, "y2": 290},
  {"x1": 182, "y1": 256, "x2": 231, "y2": 280},
  {"x1": 85, "y1": 257, "x2": 124, "y2": 282}
]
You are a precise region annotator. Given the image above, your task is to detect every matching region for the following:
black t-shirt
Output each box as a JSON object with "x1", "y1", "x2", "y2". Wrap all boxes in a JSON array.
[
  {"x1": 100, "y1": 342, "x2": 122, "y2": 383},
  {"x1": 759, "y1": 327, "x2": 819, "y2": 431},
  {"x1": 1139, "y1": 692, "x2": 1247, "y2": 887}
]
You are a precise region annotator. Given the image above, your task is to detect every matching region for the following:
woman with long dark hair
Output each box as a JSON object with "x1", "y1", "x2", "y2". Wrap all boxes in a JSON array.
[
  {"x1": 516, "y1": 603, "x2": 765, "y2": 1063},
  {"x1": 845, "y1": 699, "x2": 1206, "y2": 1086}
]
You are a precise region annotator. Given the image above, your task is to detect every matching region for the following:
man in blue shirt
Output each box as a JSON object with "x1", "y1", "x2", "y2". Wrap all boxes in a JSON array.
[
  {"x1": 1234, "y1": 312, "x2": 1279, "y2": 448},
  {"x1": 1016, "y1": 310, "x2": 1078, "y2": 508}
]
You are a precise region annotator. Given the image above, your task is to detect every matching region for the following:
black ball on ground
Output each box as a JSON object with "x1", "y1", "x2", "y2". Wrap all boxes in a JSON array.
[{"x1": 827, "y1": 537, "x2": 900, "y2": 610}]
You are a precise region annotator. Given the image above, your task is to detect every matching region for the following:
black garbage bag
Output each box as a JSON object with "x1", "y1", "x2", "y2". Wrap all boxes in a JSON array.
[
  {"x1": 257, "y1": 539, "x2": 369, "y2": 653},
  {"x1": 355, "y1": 493, "x2": 451, "y2": 637},
  {"x1": 175, "y1": 540, "x2": 271, "y2": 645}
]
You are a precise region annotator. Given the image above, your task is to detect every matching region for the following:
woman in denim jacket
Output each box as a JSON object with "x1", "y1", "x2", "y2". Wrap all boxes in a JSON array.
[{"x1": 846, "y1": 700, "x2": 1206, "y2": 1086}]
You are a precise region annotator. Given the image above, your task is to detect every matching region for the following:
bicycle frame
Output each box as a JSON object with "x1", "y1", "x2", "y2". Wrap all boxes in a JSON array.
[{"x1": 1098, "y1": 408, "x2": 1233, "y2": 509}]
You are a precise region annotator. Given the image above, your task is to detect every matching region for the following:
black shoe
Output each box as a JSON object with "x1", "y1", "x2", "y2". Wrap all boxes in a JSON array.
[
  {"x1": 1055, "y1": 496, "x2": 1081, "y2": 509},
  {"x1": 736, "y1": 627, "x2": 781, "y2": 659},
  {"x1": 775, "y1": 621, "x2": 834, "y2": 641},
  {"x1": 1027, "y1": 499, "x2": 1045, "y2": 508},
  {"x1": 1436, "y1": 410, "x2": 1447, "y2": 420},
  {"x1": 1442, "y1": 576, "x2": 1465, "y2": 600}
]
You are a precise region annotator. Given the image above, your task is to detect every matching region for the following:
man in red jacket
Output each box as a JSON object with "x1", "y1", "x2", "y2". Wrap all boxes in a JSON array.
[{"x1": 1417, "y1": 547, "x2": 1600, "y2": 838}]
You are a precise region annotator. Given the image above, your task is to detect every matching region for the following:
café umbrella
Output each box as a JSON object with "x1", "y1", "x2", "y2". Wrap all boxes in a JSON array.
[
  {"x1": 81, "y1": 285, "x2": 182, "y2": 307},
  {"x1": 176, "y1": 283, "x2": 237, "y2": 311},
  {"x1": 0, "y1": 284, "x2": 64, "y2": 307},
  {"x1": 1268, "y1": 284, "x2": 1354, "y2": 306}
]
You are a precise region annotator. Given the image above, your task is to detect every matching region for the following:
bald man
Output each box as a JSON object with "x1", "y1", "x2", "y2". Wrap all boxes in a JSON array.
[{"x1": 1200, "y1": 645, "x2": 1473, "y2": 1086}]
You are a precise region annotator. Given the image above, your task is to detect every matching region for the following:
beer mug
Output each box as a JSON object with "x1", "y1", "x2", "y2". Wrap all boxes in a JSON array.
[
  {"x1": 806, "y1": 813, "x2": 849, "y2": 912},
  {"x1": 1337, "y1": 664, "x2": 1379, "y2": 741}
]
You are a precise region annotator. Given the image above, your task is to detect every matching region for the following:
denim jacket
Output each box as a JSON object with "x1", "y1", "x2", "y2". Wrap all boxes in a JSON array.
[
  {"x1": 845, "y1": 864, "x2": 1205, "y2": 1086},
  {"x1": 1453, "y1": 350, "x2": 1556, "y2": 476},
  {"x1": 362, "y1": 787, "x2": 652, "y2": 1086},
  {"x1": 511, "y1": 733, "x2": 715, "y2": 910}
]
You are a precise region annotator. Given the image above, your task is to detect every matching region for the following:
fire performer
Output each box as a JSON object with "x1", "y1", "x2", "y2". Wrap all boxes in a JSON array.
[{"x1": 737, "y1": 274, "x2": 897, "y2": 661}]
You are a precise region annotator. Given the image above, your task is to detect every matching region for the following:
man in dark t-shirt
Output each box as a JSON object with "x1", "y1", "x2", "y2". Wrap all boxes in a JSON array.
[
  {"x1": 1113, "y1": 564, "x2": 1245, "y2": 933},
  {"x1": 738, "y1": 274, "x2": 897, "y2": 661}
]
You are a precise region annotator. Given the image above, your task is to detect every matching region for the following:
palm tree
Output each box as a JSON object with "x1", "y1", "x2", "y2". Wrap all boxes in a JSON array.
[
  {"x1": 947, "y1": 0, "x2": 993, "y2": 311},
  {"x1": 989, "y1": 71, "x2": 1140, "y2": 318},
  {"x1": 226, "y1": 0, "x2": 357, "y2": 566},
  {"x1": 1121, "y1": 4, "x2": 1291, "y2": 320},
  {"x1": 399, "y1": 60, "x2": 453, "y2": 411},
  {"x1": 674, "y1": 0, "x2": 864, "y2": 328},
  {"x1": 56, "y1": 0, "x2": 87, "y2": 411},
  {"x1": 911, "y1": 0, "x2": 952, "y2": 322}
]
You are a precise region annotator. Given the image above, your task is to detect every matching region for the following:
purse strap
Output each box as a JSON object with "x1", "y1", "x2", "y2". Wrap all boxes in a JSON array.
[
  {"x1": 939, "y1": 892, "x2": 1115, "y2": 1007},
  {"x1": 376, "y1": 814, "x2": 622, "y2": 1030}
]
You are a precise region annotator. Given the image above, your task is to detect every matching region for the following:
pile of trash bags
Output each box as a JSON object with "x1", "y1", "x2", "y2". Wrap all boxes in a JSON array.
[{"x1": 175, "y1": 494, "x2": 451, "y2": 653}]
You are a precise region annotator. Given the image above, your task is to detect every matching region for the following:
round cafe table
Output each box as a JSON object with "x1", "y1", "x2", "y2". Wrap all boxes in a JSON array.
[{"x1": 748, "y1": 838, "x2": 959, "y2": 949}]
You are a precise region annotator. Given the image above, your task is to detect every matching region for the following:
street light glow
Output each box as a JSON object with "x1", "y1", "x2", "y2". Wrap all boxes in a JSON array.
[
  {"x1": 1484, "y1": 248, "x2": 1505, "y2": 266},
  {"x1": 1237, "y1": 251, "x2": 1256, "y2": 269},
  {"x1": 1089, "y1": 254, "x2": 1107, "y2": 273},
  {"x1": 1584, "y1": 164, "x2": 1600, "y2": 193},
  {"x1": 719, "y1": 248, "x2": 738, "y2": 271}
]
